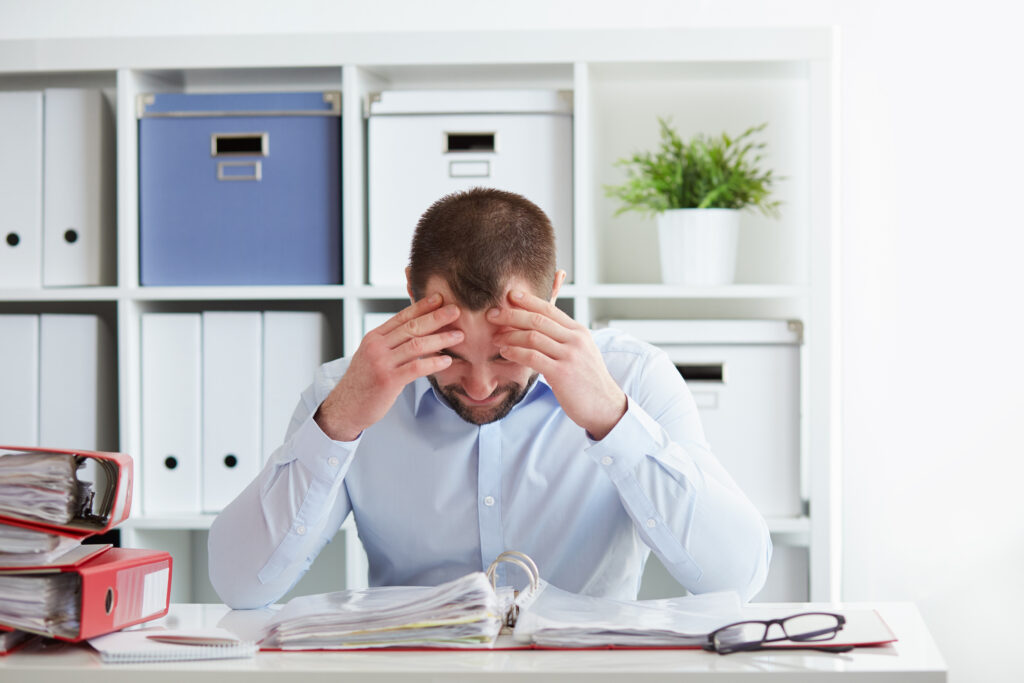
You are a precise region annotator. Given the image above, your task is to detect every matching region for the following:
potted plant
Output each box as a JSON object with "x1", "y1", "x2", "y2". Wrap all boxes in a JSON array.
[{"x1": 605, "y1": 118, "x2": 780, "y2": 286}]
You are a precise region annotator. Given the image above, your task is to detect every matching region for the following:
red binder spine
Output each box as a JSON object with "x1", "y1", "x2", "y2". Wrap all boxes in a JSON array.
[
  {"x1": 0, "y1": 445, "x2": 134, "y2": 535},
  {"x1": 74, "y1": 548, "x2": 172, "y2": 641}
]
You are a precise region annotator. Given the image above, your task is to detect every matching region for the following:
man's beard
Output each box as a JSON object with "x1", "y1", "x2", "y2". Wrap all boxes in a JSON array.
[{"x1": 428, "y1": 373, "x2": 538, "y2": 425}]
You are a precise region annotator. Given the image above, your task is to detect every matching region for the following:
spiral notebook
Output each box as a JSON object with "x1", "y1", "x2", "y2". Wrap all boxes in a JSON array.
[{"x1": 88, "y1": 627, "x2": 257, "y2": 663}]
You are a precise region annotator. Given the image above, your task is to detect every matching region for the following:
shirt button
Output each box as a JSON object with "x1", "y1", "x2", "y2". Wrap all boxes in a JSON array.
[
  {"x1": 295, "y1": 525, "x2": 307, "y2": 535},
  {"x1": 646, "y1": 518, "x2": 656, "y2": 528},
  {"x1": 327, "y1": 456, "x2": 339, "y2": 467},
  {"x1": 483, "y1": 496, "x2": 495, "y2": 507},
  {"x1": 601, "y1": 456, "x2": 613, "y2": 466}
]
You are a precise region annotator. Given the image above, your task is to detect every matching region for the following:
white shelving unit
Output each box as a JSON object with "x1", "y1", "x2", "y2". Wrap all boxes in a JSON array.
[{"x1": 0, "y1": 27, "x2": 839, "y2": 604}]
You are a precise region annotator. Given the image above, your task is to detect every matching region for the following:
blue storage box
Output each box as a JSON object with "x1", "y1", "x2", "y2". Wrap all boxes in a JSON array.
[{"x1": 138, "y1": 91, "x2": 342, "y2": 285}]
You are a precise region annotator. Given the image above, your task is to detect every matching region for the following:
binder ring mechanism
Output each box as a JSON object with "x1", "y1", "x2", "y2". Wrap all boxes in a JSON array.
[{"x1": 486, "y1": 550, "x2": 540, "y2": 628}]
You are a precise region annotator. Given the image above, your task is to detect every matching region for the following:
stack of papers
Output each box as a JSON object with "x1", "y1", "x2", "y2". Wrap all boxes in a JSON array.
[
  {"x1": 0, "y1": 527, "x2": 81, "y2": 566},
  {"x1": 262, "y1": 571, "x2": 502, "y2": 649},
  {"x1": 513, "y1": 583, "x2": 744, "y2": 647},
  {"x1": 0, "y1": 451, "x2": 89, "y2": 525},
  {"x1": 0, "y1": 572, "x2": 81, "y2": 637}
]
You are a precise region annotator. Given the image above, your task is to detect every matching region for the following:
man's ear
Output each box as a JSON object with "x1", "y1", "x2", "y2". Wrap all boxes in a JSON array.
[
  {"x1": 405, "y1": 266, "x2": 415, "y2": 303},
  {"x1": 549, "y1": 269, "x2": 567, "y2": 304}
]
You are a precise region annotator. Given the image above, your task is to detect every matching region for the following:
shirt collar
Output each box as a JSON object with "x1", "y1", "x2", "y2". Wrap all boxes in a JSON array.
[{"x1": 413, "y1": 373, "x2": 552, "y2": 417}]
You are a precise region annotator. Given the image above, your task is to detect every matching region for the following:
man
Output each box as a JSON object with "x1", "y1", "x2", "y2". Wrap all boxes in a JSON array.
[{"x1": 208, "y1": 187, "x2": 771, "y2": 609}]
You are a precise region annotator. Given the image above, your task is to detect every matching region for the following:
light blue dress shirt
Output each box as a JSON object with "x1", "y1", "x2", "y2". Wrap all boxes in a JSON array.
[{"x1": 209, "y1": 328, "x2": 771, "y2": 609}]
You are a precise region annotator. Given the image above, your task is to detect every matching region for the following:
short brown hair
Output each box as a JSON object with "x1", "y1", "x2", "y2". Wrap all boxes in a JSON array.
[{"x1": 407, "y1": 187, "x2": 557, "y2": 311}]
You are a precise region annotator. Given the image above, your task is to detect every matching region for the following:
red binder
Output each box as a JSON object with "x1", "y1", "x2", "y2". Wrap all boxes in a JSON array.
[
  {"x1": 0, "y1": 445, "x2": 133, "y2": 536},
  {"x1": 0, "y1": 547, "x2": 172, "y2": 642}
]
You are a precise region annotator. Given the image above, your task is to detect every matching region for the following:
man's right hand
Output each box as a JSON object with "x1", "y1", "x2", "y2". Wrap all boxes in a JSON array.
[{"x1": 314, "y1": 294, "x2": 463, "y2": 441}]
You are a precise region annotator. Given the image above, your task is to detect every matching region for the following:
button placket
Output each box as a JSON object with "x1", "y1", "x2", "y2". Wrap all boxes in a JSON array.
[{"x1": 477, "y1": 422, "x2": 505, "y2": 581}]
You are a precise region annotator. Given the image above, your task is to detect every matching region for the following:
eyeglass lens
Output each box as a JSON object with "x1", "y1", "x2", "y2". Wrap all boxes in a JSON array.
[{"x1": 782, "y1": 613, "x2": 843, "y2": 642}]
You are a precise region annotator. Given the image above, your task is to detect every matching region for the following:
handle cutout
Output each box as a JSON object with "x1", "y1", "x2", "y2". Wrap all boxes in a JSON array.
[
  {"x1": 675, "y1": 363, "x2": 726, "y2": 383},
  {"x1": 445, "y1": 132, "x2": 495, "y2": 153},
  {"x1": 211, "y1": 132, "x2": 269, "y2": 157}
]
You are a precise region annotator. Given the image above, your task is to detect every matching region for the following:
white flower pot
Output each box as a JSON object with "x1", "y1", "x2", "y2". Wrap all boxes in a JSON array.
[{"x1": 656, "y1": 208, "x2": 741, "y2": 286}]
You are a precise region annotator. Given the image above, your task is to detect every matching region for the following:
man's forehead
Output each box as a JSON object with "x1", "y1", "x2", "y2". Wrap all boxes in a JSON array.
[{"x1": 423, "y1": 274, "x2": 530, "y2": 307}]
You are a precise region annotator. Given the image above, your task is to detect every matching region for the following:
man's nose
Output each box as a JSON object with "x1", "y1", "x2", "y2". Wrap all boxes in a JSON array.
[{"x1": 463, "y1": 367, "x2": 498, "y2": 400}]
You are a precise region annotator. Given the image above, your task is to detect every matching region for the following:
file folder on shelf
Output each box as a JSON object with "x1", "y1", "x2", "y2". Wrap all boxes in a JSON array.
[
  {"x1": 141, "y1": 313, "x2": 202, "y2": 515},
  {"x1": 38, "y1": 314, "x2": 117, "y2": 453},
  {"x1": 0, "y1": 446, "x2": 133, "y2": 537},
  {"x1": 0, "y1": 547, "x2": 172, "y2": 642},
  {"x1": 42, "y1": 88, "x2": 115, "y2": 287},
  {"x1": 262, "y1": 312, "x2": 329, "y2": 464},
  {"x1": 202, "y1": 311, "x2": 262, "y2": 512},
  {"x1": 0, "y1": 316, "x2": 40, "y2": 448},
  {"x1": 0, "y1": 92, "x2": 43, "y2": 289}
]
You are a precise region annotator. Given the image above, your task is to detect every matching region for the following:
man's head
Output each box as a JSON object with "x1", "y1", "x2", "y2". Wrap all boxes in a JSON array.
[
  {"x1": 405, "y1": 188, "x2": 565, "y2": 424},
  {"x1": 406, "y1": 187, "x2": 558, "y2": 311}
]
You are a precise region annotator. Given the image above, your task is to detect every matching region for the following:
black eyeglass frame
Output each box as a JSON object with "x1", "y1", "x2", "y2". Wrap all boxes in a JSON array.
[{"x1": 703, "y1": 611, "x2": 853, "y2": 655}]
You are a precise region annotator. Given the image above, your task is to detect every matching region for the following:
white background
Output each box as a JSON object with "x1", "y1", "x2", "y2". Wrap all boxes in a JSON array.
[{"x1": 3, "y1": 1, "x2": 1022, "y2": 680}]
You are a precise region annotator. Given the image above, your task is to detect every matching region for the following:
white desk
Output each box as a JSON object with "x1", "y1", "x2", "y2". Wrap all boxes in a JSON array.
[{"x1": 0, "y1": 602, "x2": 947, "y2": 682}]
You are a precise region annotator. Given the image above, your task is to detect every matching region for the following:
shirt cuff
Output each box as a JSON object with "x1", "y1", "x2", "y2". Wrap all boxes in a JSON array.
[
  {"x1": 290, "y1": 412, "x2": 359, "y2": 484},
  {"x1": 586, "y1": 395, "x2": 664, "y2": 481}
]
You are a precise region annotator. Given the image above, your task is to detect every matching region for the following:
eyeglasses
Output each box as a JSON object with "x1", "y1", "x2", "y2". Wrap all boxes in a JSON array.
[{"x1": 704, "y1": 612, "x2": 853, "y2": 655}]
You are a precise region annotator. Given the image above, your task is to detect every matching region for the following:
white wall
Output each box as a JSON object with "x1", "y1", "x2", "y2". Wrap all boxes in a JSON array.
[{"x1": 4, "y1": 1, "x2": 1023, "y2": 680}]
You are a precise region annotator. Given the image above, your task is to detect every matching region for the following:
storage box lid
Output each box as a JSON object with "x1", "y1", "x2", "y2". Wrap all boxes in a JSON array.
[
  {"x1": 368, "y1": 89, "x2": 573, "y2": 116},
  {"x1": 597, "y1": 319, "x2": 803, "y2": 345},
  {"x1": 137, "y1": 91, "x2": 341, "y2": 118}
]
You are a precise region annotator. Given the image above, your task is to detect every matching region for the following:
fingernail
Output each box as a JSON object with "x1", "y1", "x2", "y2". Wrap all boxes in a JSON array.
[
  {"x1": 487, "y1": 308, "x2": 500, "y2": 319},
  {"x1": 429, "y1": 293, "x2": 442, "y2": 304},
  {"x1": 511, "y1": 290, "x2": 524, "y2": 300}
]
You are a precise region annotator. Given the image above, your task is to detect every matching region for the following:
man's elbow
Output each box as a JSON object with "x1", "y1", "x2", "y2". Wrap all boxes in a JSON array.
[
  {"x1": 690, "y1": 521, "x2": 772, "y2": 602},
  {"x1": 207, "y1": 517, "x2": 274, "y2": 609},
  {"x1": 208, "y1": 563, "x2": 274, "y2": 610},
  {"x1": 736, "y1": 533, "x2": 772, "y2": 602}
]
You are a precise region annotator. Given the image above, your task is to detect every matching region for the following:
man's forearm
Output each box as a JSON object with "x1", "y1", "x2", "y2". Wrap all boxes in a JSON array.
[
  {"x1": 588, "y1": 397, "x2": 772, "y2": 602},
  {"x1": 208, "y1": 414, "x2": 354, "y2": 608}
]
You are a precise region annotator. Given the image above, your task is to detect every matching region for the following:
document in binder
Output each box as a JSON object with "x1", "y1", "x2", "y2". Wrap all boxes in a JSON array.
[
  {"x1": 0, "y1": 522, "x2": 110, "y2": 568},
  {"x1": 257, "y1": 551, "x2": 898, "y2": 652},
  {"x1": 0, "y1": 547, "x2": 171, "y2": 642},
  {"x1": 0, "y1": 445, "x2": 133, "y2": 537}
]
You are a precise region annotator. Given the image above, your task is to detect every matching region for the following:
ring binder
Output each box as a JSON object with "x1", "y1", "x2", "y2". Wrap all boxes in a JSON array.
[{"x1": 485, "y1": 551, "x2": 540, "y2": 628}]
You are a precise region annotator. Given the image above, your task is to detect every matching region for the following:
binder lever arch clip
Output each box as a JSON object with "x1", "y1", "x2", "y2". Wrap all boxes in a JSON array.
[{"x1": 486, "y1": 550, "x2": 540, "y2": 628}]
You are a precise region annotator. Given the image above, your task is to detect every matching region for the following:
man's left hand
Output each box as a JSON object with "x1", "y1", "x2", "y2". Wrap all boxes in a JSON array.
[{"x1": 489, "y1": 289, "x2": 627, "y2": 441}]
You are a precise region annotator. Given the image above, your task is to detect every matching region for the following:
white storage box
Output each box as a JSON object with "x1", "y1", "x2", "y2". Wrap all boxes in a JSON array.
[
  {"x1": 601, "y1": 319, "x2": 804, "y2": 518},
  {"x1": 367, "y1": 89, "x2": 573, "y2": 286}
]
